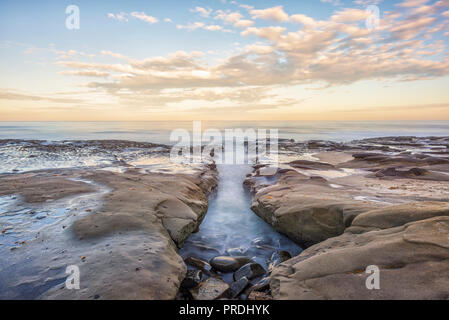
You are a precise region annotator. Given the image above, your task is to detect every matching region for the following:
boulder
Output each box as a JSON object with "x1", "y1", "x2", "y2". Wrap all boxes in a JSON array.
[
  {"x1": 181, "y1": 270, "x2": 203, "y2": 289},
  {"x1": 185, "y1": 256, "x2": 213, "y2": 275},
  {"x1": 271, "y1": 203, "x2": 449, "y2": 300},
  {"x1": 251, "y1": 184, "x2": 377, "y2": 247},
  {"x1": 250, "y1": 277, "x2": 271, "y2": 292},
  {"x1": 227, "y1": 277, "x2": 250, "y2": 298},
  {"x1": 348, "y1": 202, "x2": 449, "y2": 233},
  {"x1": 210, "y1": 256, "x2": 253, "y2": 273},
  {"x1": 233, "y1": 263, "x2": 266, "y2": 281}
]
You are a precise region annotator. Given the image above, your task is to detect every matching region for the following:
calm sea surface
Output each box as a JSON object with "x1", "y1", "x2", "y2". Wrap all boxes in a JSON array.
[{"x1": 0, "y1": 121, "x2": 448, "y2": 144}]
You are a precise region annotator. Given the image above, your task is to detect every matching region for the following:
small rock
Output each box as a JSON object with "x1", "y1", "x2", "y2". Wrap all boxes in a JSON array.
[
  {"x1": 190, "y1": 277, "x2": 229, "y2": 300},
  {"x1": 185, "y1": 256, "x2": 212, "y2": 274},
  {"x1": 248, "y1": 291, "x2": 272, "y2": 300},
  {"x1": 234, "y1": 263, "x2": 266, "y2": 281},
  {"x1": 279, "y1": 250, "x2": 292, "y2": 262},
  {"x1": 268, "y1": 251, "x2": 292, "y2": 272},
  {"x1": 210, "y1": 256, "x2": 252, "y2": 273},
  {"x1": 250, "y1": 277, "x2": 270, "y2": 292},
  {"x1": 181, "y1": 270, "x2": 203, "y2": 289},
  {"x1": 227, "y1": 277, "x2": 249, "y2": 298}
]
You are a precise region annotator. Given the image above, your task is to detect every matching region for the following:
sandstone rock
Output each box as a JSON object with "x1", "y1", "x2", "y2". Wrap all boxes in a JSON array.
[
  {"x1": 190, "y1": 277, "x2": 230, "y2": 300},
  {"x1": 271, "y1": 205, "x2": 449, "y2": 300},
  {"x1": 370, "y1": 167, "x2": 449, "y2": 181},
  {"x1": 256, "y1": 167, "x2": 279, "y2": 177},
  {"x1": 251, "y1": 181, "x2": 377, "y2": 247},
  {"x1": 348, "y1": 202, "x2": 449, "y2": 232},
  {"x1": 1, "y1": 164, "x2": 217, "y2": 300},
  {"x1": 248, "y1": 291, "x2": 273, "y2": 300},
  {"x1": 233, "y1": 263, "x2": 266, "y2": 281},
  {"x1": 289, "y1": 160, "x2": 336, "y2": 170},
  {"x1": 210, "y1": 256, "x2": 252, "y2": 273}
]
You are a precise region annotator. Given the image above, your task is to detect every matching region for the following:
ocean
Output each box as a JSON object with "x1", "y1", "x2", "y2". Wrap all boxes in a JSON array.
[{"x1": 1, "y1": 121, "x2": 448, "y2": 144}]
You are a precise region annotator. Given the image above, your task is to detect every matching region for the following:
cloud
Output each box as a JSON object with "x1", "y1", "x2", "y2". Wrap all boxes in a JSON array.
[
  {"x1": 108, "y1": 11, "x2": 159, "y2": 24},
  {"x1": 176, "y1": 22, "x2": 230, "y2": 32},
  {"x1": 51, "y1": 2, "x2": 449, "y2": 114},
  {"x1": 0, "y1": 89, "x2": 85, "y2": 103},
  {"x1": 321, "y1": 0, "x2": 342, "y2": 6},
  {"x1": 101, "y1": 50, "x2": 128, "y2": 60},
  {"x1": 330, "y1": 8, "x2": 370, "y2": 23},
  {"x1": 214, "y1": 10, "x2": 254, "y2": 28},
  {"x1": 250, "y1": 6, "x2": 289, "y2": 22},
  {"x1": 130, "y1": 12, "x2": 159, "y2": 24},
  {"x1": 107, "y1": 12, "x2": 128, "y2": 22},
  {"x1": 59, "y1": 70, "x2": 109, "y2": 78},
  {"x1": 191, "y1": 6, "x2": 213, "y2": 17}
]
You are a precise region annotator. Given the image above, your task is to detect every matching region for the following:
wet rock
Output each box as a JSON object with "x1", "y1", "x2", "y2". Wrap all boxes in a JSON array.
[
  {"x1": 248, "y1": 291, "x2": 273, "y2": 300},
  {"x1": 181, "y1": 270, "x2": 203, "y2": 289},
  {"x1": 250, "y1": 277, "x2": 271, "y2": 292},
  {"x1": 253, "y1": 164, "x2": 267, "y2": 170},
  {"x1": 279, "y1": 250, "x2": 292, "y2": 262},
  {"x1": 289, "y1": 160, "x2": 335, "y2": 170},
  {"x1": 371, "y1": 167, "x2": 449, "y2": 181},
  {"x1": 177, "y1": 288, "x2": 194, "y2": 300},
  {"x1": 185, "y1": 256, "x2": 213, "y2": 275},
  {"x1": 256, "y1": 167, "x2": 279, "y2": 177},
  {"x1": 234, "y1": 263, "x2": 266, "y2": 281},
  {"x1": 210, "y1": 256, "x2": 252, "y2": 273},
  {"x1": 227, "y1": 277, "x2": 249, "y2": 298},
  {"x1": 190, "y1": 277, "x2": 229, "y2": 300}
]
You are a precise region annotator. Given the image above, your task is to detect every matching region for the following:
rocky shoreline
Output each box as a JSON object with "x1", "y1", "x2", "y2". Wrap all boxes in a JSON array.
[
  {"x1": 0, "y1": 140, "x2": 218, "y2": 299},
  {"x1": 1, "y1": 136, "x2": 448, "y2": 300},
  {"x1": 245, "y1": 136, "x2": 449, "y2": 299}
]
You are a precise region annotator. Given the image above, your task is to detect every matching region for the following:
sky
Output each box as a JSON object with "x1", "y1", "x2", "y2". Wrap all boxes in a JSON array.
[{"x1": 0, "y1": 0, "x2": 448, "y2": 121}]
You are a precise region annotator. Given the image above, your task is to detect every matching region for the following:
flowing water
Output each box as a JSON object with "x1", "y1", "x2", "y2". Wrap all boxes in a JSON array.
[{"x1": 179, "y1": 163, "x2": 302, "y2": 283}]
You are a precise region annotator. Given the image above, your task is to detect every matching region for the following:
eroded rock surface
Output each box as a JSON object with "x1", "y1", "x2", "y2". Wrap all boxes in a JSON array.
[
  {"x1": 0, "y1": 163, "x2": 218, "y2": 300},
  {"x1": 271, "y1": 203, "x2": 449, "y2": 300},
  {"x1": 250, "y1": 171, "x2": 379, "y2": 247},
  {"x1": 248, "y1": 136, "x2": 449, "y2": 300}
]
